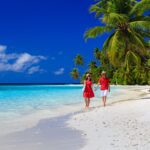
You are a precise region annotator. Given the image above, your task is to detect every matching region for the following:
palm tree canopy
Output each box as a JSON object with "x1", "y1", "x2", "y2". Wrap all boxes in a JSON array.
[
  {"x1": 85, "y1": 0, "x2": 150, "y2": 67},
  {"x1": 70, "y1": 68, "x2": 80, "y2": 80},
  {"x1": 74, "y1": 54, "x2": 84, "y2": 66},
  {"x1": 88, "y1": 61, "x2": 97, "y2": 70},
  {"x1": 71, "y1": 0, "x2": 150, "y2": 85}
]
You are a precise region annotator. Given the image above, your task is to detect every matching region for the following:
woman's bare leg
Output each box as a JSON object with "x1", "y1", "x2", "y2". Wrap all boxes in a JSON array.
[
  {"x1": 87, "y1": 98, "x2": 90, "y2": 108},
  {"x1": 84, "y1": 98, "x2": 88, "y2": 108}
]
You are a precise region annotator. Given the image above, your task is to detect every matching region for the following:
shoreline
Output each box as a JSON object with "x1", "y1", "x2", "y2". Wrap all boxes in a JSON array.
[{"x1": 0, "y1": 85, "x2": 145, "y2": 137}]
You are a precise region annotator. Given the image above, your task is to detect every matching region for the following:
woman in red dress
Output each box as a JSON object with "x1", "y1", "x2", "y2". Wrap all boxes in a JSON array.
[{"x1": 83, "y1": 73, "x2": 94, "y2": 109}]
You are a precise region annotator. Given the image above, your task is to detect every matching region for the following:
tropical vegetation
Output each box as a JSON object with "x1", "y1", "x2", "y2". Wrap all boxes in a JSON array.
[
  {"x1": 70, "y1": 68, "x2": 80, "y2": 80},
  {"x1": 71, "y1": 0, "x2": 150, "y2": 85}
]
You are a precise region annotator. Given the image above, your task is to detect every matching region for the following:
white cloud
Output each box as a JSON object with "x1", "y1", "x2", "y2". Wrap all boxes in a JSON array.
[
  {"x1": 0, "y1": 45, "x2": 7, "y2": 52},
  {"x1": 12, "y1": 53, "x2": 46, "y2": 72},
  {"x1": 28, "y1": 66, "x2": 44, "y2": 74},
  {"x1": 0, "y1": 45, "x2": 46, "y2": 74},
  {"x1": 0, "y1": 53, "x2": 18, "y2": 63},
  {"x1": 54, "y1": 67, "x2": 64, "y2": 75}
]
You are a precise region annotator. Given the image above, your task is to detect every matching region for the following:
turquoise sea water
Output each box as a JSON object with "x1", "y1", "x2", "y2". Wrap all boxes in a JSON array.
[
  {"x1": 0, "y1": 85, "x2": 119, "y2": 113},
  {"x1": 0, "y1": 85, "x2": 118, "y2": 115},
  {"x1": 0, "y1": 85, "x2": 119, "y2": 135},
  {"x1": 0, "y1": 85, "x2": 84, "y2": 115}
]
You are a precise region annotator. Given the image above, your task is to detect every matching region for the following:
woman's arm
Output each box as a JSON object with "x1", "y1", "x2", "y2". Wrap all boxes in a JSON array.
[
  {"x1": 82, "y1": 80, "x2": 86, "y2": 92},
  {"x1": 94, "y1": 79, "x2": 100, "y2": 91}
]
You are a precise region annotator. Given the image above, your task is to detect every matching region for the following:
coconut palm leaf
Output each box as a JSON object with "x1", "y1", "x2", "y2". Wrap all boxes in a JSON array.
[
  {"x1": 130, "y1": 0, "x2": 150, "y2": 16},
  {"x1": 130, "y1": 16, "x2": 150, "y2": 22},
  {"x1": 102, "y1": 13, "x2": 129, "y2": 25},
  {"x1": 140, "y1": 32, "x2": 150, "y2": 38},
  {"x1": 129, "y1": 21, "x2": 150, "y2": 31},
  {"x1": 132, "y1": 29, "x2": 150, "y2": 38},
  {"x1": 85, "y1": 26, "x2": 112, "y2": 40},
  {"x1": 125, "y1": 51, "x2": 141, "y2": 72},
  {"x1": 102, "y1": 32, "x2": 115, "y2": 51},
  {"x1": 126, "y1": 29, "x2": 146, "y2": 53},
  {"x1": 90, "y1": 5, "x2": 106, "y2": 18},
  {"x1": 107, "y1": 30, "x2": 125, "y2": 66}
]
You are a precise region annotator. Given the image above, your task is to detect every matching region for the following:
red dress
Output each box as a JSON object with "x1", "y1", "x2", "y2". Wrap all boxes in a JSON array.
[{"x1": 83, "y1": 80, "x2": 94, "y2": 98}]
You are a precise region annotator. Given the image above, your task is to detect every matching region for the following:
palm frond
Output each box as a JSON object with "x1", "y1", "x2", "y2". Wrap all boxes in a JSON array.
[
  {"x1": 90, "y1": 5, "x2": 105, "y2": 18},
  {"x1": 84, "y1": 26, "x2": 112, "y2": 40},
  {"x1": 129, "y1": 20, "x2": 150, "y2": 31},
  {"x1": 107, "y1": 30, "x2": 125, "y2": 66},
  {"x1": 129, "y1": 17, "x2": 150, "y2": 37},
  {"x1": 127, "y1": 29, "x2": 146, "y2": 53},
  {"x1": 139, "y1": 31, "x2": 150, "y2": 38},
  {"x1": 125, "y1": 51, "x2": 141, "y2": 72},
  {"x1": 102, "y1": 13, "x2": 128, "y2": 25},
  {"x1": 130, "y1": 0, "x2": 150, "y2": 16},
  {"x1": 130, "y1": 16, "x2": 150, "y2": 22},
  {"x1": 102, "y1": 32, "x2": 115, "y2": 51}
]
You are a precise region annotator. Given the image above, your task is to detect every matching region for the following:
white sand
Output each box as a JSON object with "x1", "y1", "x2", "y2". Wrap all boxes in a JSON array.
[
  {"x1": 0, "y1": 103, "x2": 84, "y2": 136},
  {"x1": 68, "y1": 86, "x2": 150, "y2": 150},
  {"x1": 0, "y1": 115, "x2": 84, "y2": 150}
]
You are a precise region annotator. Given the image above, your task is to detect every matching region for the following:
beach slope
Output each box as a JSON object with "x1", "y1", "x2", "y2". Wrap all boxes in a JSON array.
[{"x1": 68, "y1": 87, "x2": 150, "y2": 150}]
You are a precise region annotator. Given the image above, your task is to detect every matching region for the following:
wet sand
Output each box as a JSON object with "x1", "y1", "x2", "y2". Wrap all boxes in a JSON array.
[{"x1": 0, "y1": 115, "x2": 85, "y2": 150}]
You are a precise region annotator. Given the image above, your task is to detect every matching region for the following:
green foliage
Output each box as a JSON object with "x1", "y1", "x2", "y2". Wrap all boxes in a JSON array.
[
  {"x1": 70, "y1": 68, "x2": 80, "y2": 80},
  {"x1": 70, "y1": 54, "x2": 84, "y2": 80},
  {"x1": 85, "y1": 26, "x2": 112, "y2": 40},
  {"x1": 94, "y1": 48, "x2": 101, "y2": 60},
  {"x1": 74, "y1": 54, "x2": 84, "y2": 66},
  {"x1": 130, "y1": 0, "x2": 150, "y2": 16},
  {"x1": 84, "y1": 0, "x2": 150, "y2": 85},
  {"x1": 71, "y1": 0, "x2": 150, "y2": 85},
  {"x1": 88, "y1": 61, "x2": 97, "y2": 70}
]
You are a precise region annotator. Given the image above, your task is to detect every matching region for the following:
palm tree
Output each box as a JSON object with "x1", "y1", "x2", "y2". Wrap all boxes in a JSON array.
[
  {"x1": 70, "y1": 68, "x2": 80, "y2": 80},
  {"x1": 74, "y1": 54, "x2": 84, "y2": 66},
  {"x1": 94, "y1": 48, "x2": 101, "y2": 60},
  {"x1": 88, "y1": 61, "x2": 97, "y2": 70},
  {"x1": 85, "y1": 0, "x2": 150, "y2": 69}
]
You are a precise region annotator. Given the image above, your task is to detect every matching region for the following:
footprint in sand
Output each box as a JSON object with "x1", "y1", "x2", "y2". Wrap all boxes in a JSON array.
[
  {"x1": 110, "y1": 143, "x2": 115, "y2": 146},
  {"x1": 102, "y1": 122, "x2": 106, "y2": 124},
  {"x1": 81, "y1": 133, "x2": 87, "y2": 136},
  {"x1": 132, "y1": 144, "x2": 138, "y2": 147}
]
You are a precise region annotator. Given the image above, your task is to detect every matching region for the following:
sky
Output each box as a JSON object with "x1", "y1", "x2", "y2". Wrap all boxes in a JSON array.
[{"x1": 0, "y1": 0, "x2": 108, "y2": 83}]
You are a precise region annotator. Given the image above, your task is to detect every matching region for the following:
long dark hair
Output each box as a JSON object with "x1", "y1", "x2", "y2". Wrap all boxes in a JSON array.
[{"x1": 85, "y1": 74, "x2": 92, "y2": 81}]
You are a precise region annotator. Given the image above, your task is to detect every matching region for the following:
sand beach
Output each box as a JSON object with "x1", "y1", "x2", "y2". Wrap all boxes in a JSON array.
[{"x1": 0, "y1": 85, "x2": 149, "y2": 150}]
